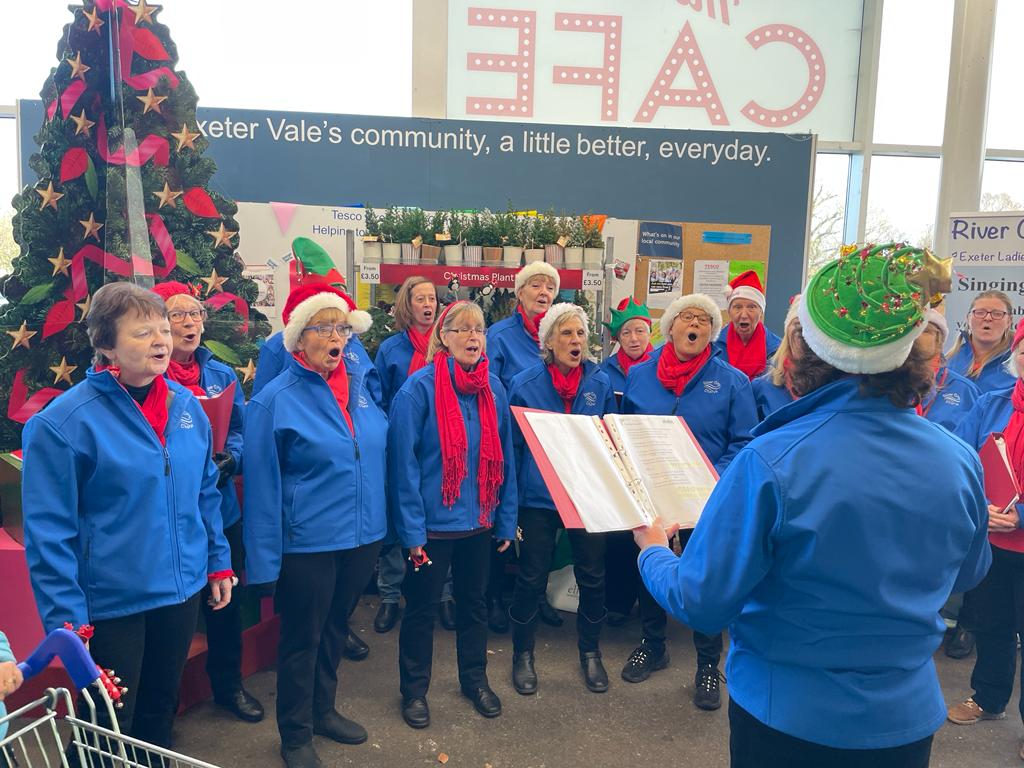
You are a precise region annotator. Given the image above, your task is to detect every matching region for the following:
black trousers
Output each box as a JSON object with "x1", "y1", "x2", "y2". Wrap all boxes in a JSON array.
[
  {"x1": 605, "y1": 531, "x2": 639, "y2": 615},
  {"x1": 636, "y1": 529, "x2": 722, "y2": 664},
  {"x1": 728, "y1": 698, "x2": 933, "y2": 768},
  {"x1": 201, "y1": 519, "x2": 245, "y2": 698},
  {"x1": 275, "y1": 542, "x2": 381, "y2": 748},
  {"x1": 399, "y1": 530, "x2": 493, "y2": 699},
  {"x1": 970, "y1": 544, "x2": 1024, "y2": 721},
  {"x1": 85, "y1": 592, "x2": 202, "y2": 747},
  {"x1": 509, "y1": 507, "x2": 606, "y2": 653}
]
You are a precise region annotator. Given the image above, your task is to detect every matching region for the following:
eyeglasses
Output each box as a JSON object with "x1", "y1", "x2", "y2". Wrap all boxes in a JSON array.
[
  {"x1": 678, "y1": 312, "x2": 712, "y2": 326},
  {"x1": 444, "y1": 327, "x2": 486, "y2": 337},
  {"x1": 168, "y1": 309, "x2": 207, "y2": 323},
  {"x1": 303, "y1": 323, "x2": 353, "y2": 338},
  {"x1": 970, "y1": 309, "x2": 1008, "y2": 320}
]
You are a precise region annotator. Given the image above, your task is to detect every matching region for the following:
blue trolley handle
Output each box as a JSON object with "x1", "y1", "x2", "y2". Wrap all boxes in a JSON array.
[{"x1": 16, "y1": 628, "x2": 101, "y2": 689}]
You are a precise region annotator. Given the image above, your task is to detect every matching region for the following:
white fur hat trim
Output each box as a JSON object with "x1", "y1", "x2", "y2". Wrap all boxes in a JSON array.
[
  {"x1": 923, "y1": 308, "x2": 948, "y2": 344},
  {"x1": 796, "y1": 292, "x2": 925, "y2": 375},
  {"x1": 537, "y1": 303, "x2": 589, "y2": 351},
  {"x1": 515, "y1": 262, "x2": 560, "y2": 296},
  {"x1": 660, "y1": 293, "x2": 723, "y2": 343},
  {"x1": 283, "y1": 293, "x2": 372, "y2": 352},
  {"x1": 725, "y1": 284, "x2": 766, "y2": 312}
]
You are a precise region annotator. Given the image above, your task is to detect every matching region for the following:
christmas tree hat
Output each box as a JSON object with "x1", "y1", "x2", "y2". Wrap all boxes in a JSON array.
[
  {"x1": 797, "y1": 242, "x2": 952, "y2": 374},
  {"x1": 603, "y1": 296, "x2": 651, "y2": 338}
]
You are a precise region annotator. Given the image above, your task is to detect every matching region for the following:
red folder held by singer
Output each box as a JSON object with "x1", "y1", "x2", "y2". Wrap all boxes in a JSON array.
[
  {"x1": 979, "y1": 432, "x2": 1020, "y2": 513},
  {"x1": 197, "y1": 380, "x2": 236, "y2": 454}
]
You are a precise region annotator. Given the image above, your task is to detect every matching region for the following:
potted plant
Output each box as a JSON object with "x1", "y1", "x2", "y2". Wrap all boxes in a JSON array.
[
  {"x1": 444, "y1": 210, "x2": 465, "y2": 265},
  {"x1": 379, "y1": 206, "x2": 401, "y2": 263},
  {"x1": 397, "y1": 207, "x2": 429, "y2": 264},
  {"x1": 563, "y1": 215, "x2": 586, "y2": 269},
  {"x1": 547, "y1": 213, "x2": 574, "y2": 268},
  {"x1": 362, "y1": 206, "x2": 383, "y2": 263},
  {"x1": 582, "y1": 217, "x2": 605, "y2": 268},
  {"x1": 421, "y1": 209, "x2": 446, "y2": 265},
  {"x1": 497, "y1": 208, "x2": 524, "y2": 267},
  {"x1": 462, "y1": 212, "x2": 484, "y2": 266},
  {"x1": 478, "y1": 210, "x2": 503, "y2": 265},
  {"x1": 528, "y1": 213, "x2": 555, "y2": 264}
]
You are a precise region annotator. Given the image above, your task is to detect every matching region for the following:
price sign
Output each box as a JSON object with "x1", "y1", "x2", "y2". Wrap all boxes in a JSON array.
[
  {"x1": 359, "y1": 263, "x2": 381, "y2": 284},
  {"x1": 582, "y1": 269, "x2": 604, "y2": 290}
]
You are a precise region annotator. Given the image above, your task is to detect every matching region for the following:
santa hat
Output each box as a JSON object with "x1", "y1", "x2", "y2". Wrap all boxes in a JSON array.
[
  {"x1": 603, "y1": 297, "x2": 652, "y2": 339},
  {"x1": 515, "y1": 262, "x2": 560, "y2": 296},
  {"x1": 785, "y1": 294, "x2": 802, "y2": 329},
  {"x1": 151, "y1": 281, "x2": 201, "y2": 302},
  {"x1": 924, "y1": 307, "x2": 948, "y2": 344},
  {"x1": 538, "y1": 302, "x2": 589, "y2": 353},
  {"x1": 1012, "y1": 317, "x2": 1024, "y2": 352},
  {"x1": 724, "y1": 270, "x2": 766, "y2": 312},
  {"x1": 660, "y1": 293, "x2": 723, "y2": 342},
  {"x1": 282, "y1": 283, "x2": 372, "y2": 352}
]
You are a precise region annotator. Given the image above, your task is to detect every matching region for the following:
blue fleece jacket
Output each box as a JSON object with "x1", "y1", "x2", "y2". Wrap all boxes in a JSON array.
[
  {"x1": 487, "y1": 312, "x2": 543, "y2": 391},
  {"x1": 711, "y1": 323, "x2": 782, "y2": 378},
  {"x1": 750, "y1": 374, "x2": 794, "y2": 421},
  {"x1": 947, "y1": 334, "x2": 1014, "y2": 393},
  {"x1": 508, "y1": 360, "x2": 617, "y2": 511},
  {"x1": 387, "y1": 359, "x2": 518, "y2": 546},
  {"x1": 22, "y1": 369, "x2": 229, "y2": 632},
  {"x1": 639, "y1": 377, "x2": 991, "y2": 749},
  {"x1": 374, "y1": 331, "x2": 419, "y2": 412},
  {"x1": 252, "y1": 330, "x2": 382, "y2": 406},
  {"x1": 243, "y1": 354, "x2": 387, "y2": 585},
  {"x1": 622, "y1": 349, "x2": 757, "y2": 474},
  {"x1": 922, "y1": 365, "x2": 980, "y2": 432}
]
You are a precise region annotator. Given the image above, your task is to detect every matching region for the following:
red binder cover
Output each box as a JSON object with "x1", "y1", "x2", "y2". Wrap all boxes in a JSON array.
[
  {"x1": 512, "y1": 406, "x2": 586, "y2": 529},
  {"x1": 198, "y1": 380, "x2": 236, "y2": 454},
  {"x1": 979, "y1": 432, "x2": 1020, "y2": 513}
]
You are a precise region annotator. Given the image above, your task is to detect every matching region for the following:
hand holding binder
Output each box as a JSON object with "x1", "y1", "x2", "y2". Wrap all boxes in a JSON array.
[{"x1": 979, "y1": 432, "x2": 1020, "y2": 515}]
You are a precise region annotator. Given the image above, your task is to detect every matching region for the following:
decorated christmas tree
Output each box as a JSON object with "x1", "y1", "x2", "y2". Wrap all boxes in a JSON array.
[{"x1": 0, "y1": 0, "x2": 269, "y2": 450}]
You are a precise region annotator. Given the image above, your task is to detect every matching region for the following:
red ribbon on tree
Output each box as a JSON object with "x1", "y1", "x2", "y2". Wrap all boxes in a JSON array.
[
  {"x1": 206, "y1": 293, "x2": 251, "y2": 334},
  {"x1": 60, "y1": 147, "x2": 89, "y2": 182},
  {"x1": 183, "y1": 188, "x2": 219, "y2": 218},
  {"x1": 7, "y1": 370, "x2": 64, "y2": 424}
]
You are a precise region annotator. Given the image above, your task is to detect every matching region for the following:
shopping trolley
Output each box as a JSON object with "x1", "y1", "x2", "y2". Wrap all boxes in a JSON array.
[{"x1": 0, "y1": 629, "x2": 221, "y2": 768}]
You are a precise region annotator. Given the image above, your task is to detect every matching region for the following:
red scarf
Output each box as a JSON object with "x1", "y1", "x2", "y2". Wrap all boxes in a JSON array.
[
  {"x1": 434, "y1": 351, "x2": 504, "y2": 526},
  {"x1": 996, "y1": 379, "x2": 1024, "y2": 552},
  {"x1": 166, "y1": 356, "x2": 206, "y2": 396},
  {"x1": 519, "y1": 304, "x2": 544, "y2": 343},
  {"x1": 548, "y1": 363, "x2": 583, "y2": 412},
  {"x1": 98, "y1": 365, "x2": 171, "y2": 445},
  {"x1": 616, "y1": 344, "x2": 653, "y2": 378},
  {"x1": 406, "y1": 326, "x2": 431, "y2": 376},
  {"x1": 293, "y1": 352, "x2": 354, "y2": 434},
  {"x1": 726, "y1": 322, "x2": 767, "y2": 380},
  {"x1": 656, "y1": 344, "x2": 711, "y2": 396}
]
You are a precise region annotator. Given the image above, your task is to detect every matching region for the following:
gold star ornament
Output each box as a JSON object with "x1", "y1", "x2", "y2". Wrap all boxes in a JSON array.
[
  {"x1": 907, "y1": 248, "x2": 954, "y2": 307},
  {"x1": 49, "y1": 356, "x2": 79, "y2": 386},
  {"x1": 7, "y1": 321, "x2": 37, "y2": 350},
  {"x1": 35, "y1": 181, "x2": 64, "y2": 211},
  {"x1": 48, "y1": 247, "x2": 71, "y2": 277},
  {"x1": 153, "y1": 182, "x2": 182, "y2": 209},
  {"x1": 70, "y1": 109, "x2": 95, "y2": 137},
  {"x1": 79, "y1": 213, "x2": 104, "y2": 240},
  {"x1": 201, "y1": 268, "x2": 228, "y2": 295},
  {"x1": 132, "y1": 0, "x2": 160, "y2": 25},
  {"x1": 76, "y1": 293, "x2": 92, "y2": 320},
  {"x1": 235, "y1": 358, "x2": 256, "y2": 384},
  {"x1": 67, "y1": 51, "x2": 90, "y2": 81},
  {"x1": 205, "y1": 223, "x2": 238, "y2": 249},
  {"x1": 136, "y1": 87, "x2": 168, "y2": 115},
  {"x1": 171, "y1": 123, "x2": 201, "y2": 151},
  {"x1": 83, "y1": 6, "x2": 105, "y2": 33}
]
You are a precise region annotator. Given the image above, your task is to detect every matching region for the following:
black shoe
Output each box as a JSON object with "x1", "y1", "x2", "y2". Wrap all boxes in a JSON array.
[
  {"x1": 215, "y1": 688, "x2": 265, "y2": 723},
  {"x1": 620, "y1": 643, "x2": 669, "y2": 683},
  {"x1": 538, "y1": 597, "x2": 563, "y2": 627},
  {"x1": 694, "y1": 662, "x2": 724, "y2": 711},
  {"x1": 374, "y1": 602, "x2": 400, "y2": 633},
  {"x1": 439, "y1": 600, "x2": 457, "y2": 631},
  {"x1": 511, "y1": 650, "x2": 538, "y2": 695},
  {"x1": 280, "y1": 743, "x2": 322, "y2": 768},
  {"x1": 343, "y1": 631, "x2": 369, "y2": 661},
  {"x1": 946, "y1": 624, "x2": 975, "y2": 659},
  {"x1": 580, "y1": 651, "x2": 609, "y2": 693},
  {"x1": 401, "y1": 697, "x2": 430, "y2": 729},
  {"x1": 488, "y1": 599, "x2": 509, "y2": 634},
  {"x1": 606, "y1": 611, "x2": 630, "y2": 627},
  {"x1": 313, "y1": 709, "x2": 367, "y2": 745},
  {"x1": 462, "y1": 685, "x2": 502, "y2": 718}
]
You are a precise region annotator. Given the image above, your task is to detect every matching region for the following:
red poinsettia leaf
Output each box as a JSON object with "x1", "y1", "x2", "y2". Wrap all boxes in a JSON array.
[
  {"x1": 183, "y1": 187, "x2": 220, "y2": 218},
  {"x1": 60, "y1": 147, "x2": 89, "y2": 183},
  {"x1": 132, "y1": 28, "x2": 170, "y2": 60},
  {"x1": 43, "y1": 299, "x2": 76, "y2": 339}
]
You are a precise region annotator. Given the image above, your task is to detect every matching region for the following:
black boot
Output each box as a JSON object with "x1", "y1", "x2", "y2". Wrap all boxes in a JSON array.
[
  {"x1": 580, "y1": 651, "x2": 609, "y2": 693},
  {"x1": 342, "y1": 631, "x2": 369, "y2": 661},
  {"x1": 439, "y1": 600, "x2": 457, "y2": 631},
  {"x1": 313, "y1": 710, "x2": 367, "y2": 745},
  {"x1": 538, "y1": 595, "x2": 563, "y2": 627},
  {"x1": 214, "y1": 688, "x2": 265, "y2": 722},
  {"x1": 488, "y1": 597, "x2": 509, "y2": 634},
  {"x1": 280, "y1": 743, "x2": 322, "y2": 768},
  {"x1": 374, "y1": 602, "x2": 400, "y2": 633},
  {"x1": 511, "y1": 651, "x2": 538, "y2": 695}
]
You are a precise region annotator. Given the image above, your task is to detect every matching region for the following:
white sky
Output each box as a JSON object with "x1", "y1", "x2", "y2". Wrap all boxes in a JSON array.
[{"x1": 1, "y1": 0, "x2": 1022, "y2": 241}]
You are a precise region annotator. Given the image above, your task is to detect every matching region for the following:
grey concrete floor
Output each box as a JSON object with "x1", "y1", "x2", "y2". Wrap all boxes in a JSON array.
[{"x1": 171, "y1": 597, "x2": 1024, "y2": 768}]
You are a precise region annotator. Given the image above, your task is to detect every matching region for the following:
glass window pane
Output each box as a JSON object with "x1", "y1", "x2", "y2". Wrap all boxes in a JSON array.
[
  {"x1": 987, "y1": 1, "x2": 1024, "y2": 150},
  {"x1": 809, "y1": 153, "x2": 850, "y2": 275},
  {"x1": 0, "y1": 116, "x2": 16, "y2": 277},
  {"x1": 873, "y1": 0, "x2": 954, "y2": 146},
  {"x1": 981, "y1": 160, "x2": 1024, "y2": 211},
  {"x1": 866, "y1": 156, "x2": 941, "y2": 247}
]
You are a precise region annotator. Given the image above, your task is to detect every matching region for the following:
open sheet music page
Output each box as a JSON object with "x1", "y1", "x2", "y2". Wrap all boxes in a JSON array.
[
  {"x1": 522, "y1": 411, "x2": 651, "y2": 532},
  {"x1": 604, "y1": 414, "x2": 718, "y2": 529}
]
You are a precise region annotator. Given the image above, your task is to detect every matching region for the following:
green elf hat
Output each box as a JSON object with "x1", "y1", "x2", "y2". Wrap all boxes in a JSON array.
[
  {"x1": 291, "y1": 237, "x2": 346, "y2": 287},
  {"x1": 797, "y1": 242, "x2": 952, "y2": 374},
  {"x1": 603, "y1": 297, "x2": 652, "y2": 338}
]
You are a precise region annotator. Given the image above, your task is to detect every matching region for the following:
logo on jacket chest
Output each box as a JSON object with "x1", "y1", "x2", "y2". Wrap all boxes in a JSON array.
[
  {"x1": 942, "y1": 391, "x2": 961, "y2": 406},
  {"x1": 345, "y1": 350, "x2": 359, "y2": 362},
  {"x1": 178, "y1": 411, "x2": 194, "y2": 430},
  {"x1": 206, "y1": 384, "x2": 223, "y2": 396},
  {"x1": 583, "y1": 391, "x2": 597, "y2": 407},
  {"x1": 702, "y1": 380, "x2": 721, "y2": 394},
  {"x1": 358, "y1": 394, "x2": 369, "y2": 409}
]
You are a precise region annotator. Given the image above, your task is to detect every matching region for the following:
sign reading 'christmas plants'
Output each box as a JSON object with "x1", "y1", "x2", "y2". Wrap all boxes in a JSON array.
[{"x1": 0, "y1": 0, "x2": 270, "y2": 451}]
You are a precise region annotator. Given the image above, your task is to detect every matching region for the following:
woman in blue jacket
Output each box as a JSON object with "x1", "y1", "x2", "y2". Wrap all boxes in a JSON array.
[
  {"x1": 22, "y1": 282, "x2": 233, "y2": 749},
  {"x1": 388, "y1": 301, "x2": 517, "y2": 730},
  {"x1": 508, "y1": 303, "x2": 617, "y2": 696},
  {"x1": 619, "y1": 293, "x2": 757, "y2": 712},
  {"x1": 243, "y1": 284, "x2": 385, "y2": 768},
  {"x1": 751, "y1": 296, "x2": 800, "y2": 421},
  {"x1": 917, "y1": 309, "x2": 979, "y2": 432},
  {"x1": 947, "y1": 290, "x2": 1015, "y2": 393},
  {"x1": 153, "y1": 281, "x2": 263, "y2": 724},
  {"x1": 635, "y1": 245, "x2": 990, "y2": 767}
]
